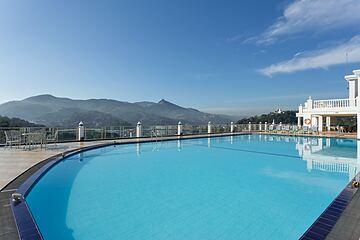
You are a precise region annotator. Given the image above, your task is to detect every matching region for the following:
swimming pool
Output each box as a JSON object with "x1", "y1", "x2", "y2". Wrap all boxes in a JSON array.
[{"x1": 23, "y1": 134, "x2": 359, "y2": 239}]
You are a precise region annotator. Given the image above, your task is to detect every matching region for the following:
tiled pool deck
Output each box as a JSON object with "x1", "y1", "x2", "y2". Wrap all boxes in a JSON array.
[{"x1": 1, "y1": 132, "x2": 359, "y2": 240}]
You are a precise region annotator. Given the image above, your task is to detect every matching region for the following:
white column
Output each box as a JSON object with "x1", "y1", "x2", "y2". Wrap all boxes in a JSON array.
[
  {"x1": 311, "y1": 116, "x2": 317, "y2": 128},
  {"x1": 318, "y1": 116, "x2": 323, "y2": 132},
  {"x1": 207, "y1": 121, "x2": 212, "y2": 134},
  {"x1": 326, "y1": 116, "x2": 331, "y2": 131},
  {"x1": 230, "y1": 122, "x2": 234, "y2": 133},
  {"x1": 297, "y1": 117, "x2": 301, "y2": 127},
  {"x1": 264, "y1": 122, "x2": 268, "y2": 131},
  {"x1": 177, "y1": 121, "x2": 182, "y2": 136},
  {"x1": 259, "y1": 122, "x2": 262, "y2": 131},
  {"x1": 349, "y1": 79, "x2": 356, "y2": 99},
  {"x1": 78, "y1": 121, "x2": 84, "y2": 141},
  {"x1": 136, "y1": 121, "x2": 142, "y2": 138},
  {"x1": 248, "y1": 122, "x2": 251, "y2": 132}
]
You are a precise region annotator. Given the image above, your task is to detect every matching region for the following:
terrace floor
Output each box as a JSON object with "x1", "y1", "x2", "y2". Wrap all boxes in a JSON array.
[{"x1": 0, "y1": 140, "x2": 110, "y2": 190}]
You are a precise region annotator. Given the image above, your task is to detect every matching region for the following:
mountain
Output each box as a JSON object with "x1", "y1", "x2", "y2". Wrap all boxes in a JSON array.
[{"x1": 0, "y1": 94, "x2": 232, "y2": 127}]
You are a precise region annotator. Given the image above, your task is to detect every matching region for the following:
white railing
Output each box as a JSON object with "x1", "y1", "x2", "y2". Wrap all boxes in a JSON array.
[
  {"x1": 0, "y1": 123, "x2": 298, "y2": 145},
  {"x1": 312, "y1": 98, "x2": 357, "y2": 109}
]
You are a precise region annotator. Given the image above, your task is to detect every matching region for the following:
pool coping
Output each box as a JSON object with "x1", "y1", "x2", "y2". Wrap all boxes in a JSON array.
[
  {"x1": 2, "y1": 133, "x2": 359, "y2": 240},
  {"x1": 299, "y1": 174, "x2": 360, "y2": 239}
]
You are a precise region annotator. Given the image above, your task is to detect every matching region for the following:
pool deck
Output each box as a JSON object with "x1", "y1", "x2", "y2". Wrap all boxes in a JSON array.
[{"x1": 0, "y1": 132, "x2": 359, "y2": 240}]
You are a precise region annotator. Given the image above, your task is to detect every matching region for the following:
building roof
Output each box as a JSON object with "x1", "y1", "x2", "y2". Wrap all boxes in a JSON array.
[{"x1": 344, "y1": 74, "x2": 357, "y2": 81}]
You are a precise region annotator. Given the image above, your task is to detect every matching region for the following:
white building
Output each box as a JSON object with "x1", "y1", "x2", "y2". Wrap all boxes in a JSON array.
[
  {"x1": 275, "y1": 108, "x2": 283, "y2": 114},
  {"x1": 296, "y1": 69, "x2": 360, "y2": 138}
]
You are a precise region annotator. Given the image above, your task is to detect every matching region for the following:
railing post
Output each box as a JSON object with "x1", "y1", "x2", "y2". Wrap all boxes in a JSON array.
[
  {"x1": 208, "y1": 121, "x2": 212, "y2": 134},
  {"x1": 78, "y1": 121, "x2": 84, "y2": 141},
  {"x1": 259, "y1": 122, "x2": 262, "y2": 131},
  {"x1": 136, "y1": 121, "x2": 142, "y2": 138},
  {"x1": 230, "y1": 122, "x2": 234, "y2": 133},
  {"x1": 248, "y1": 122, "x2": 251, "y2": 132},
  {"x1": 264, "y1": 122, "x2": 268, "y2": 131},
  {"x1": 350, "y1": 98, "x2": 355, "y2": 107},
  {"x1": 177, "y1": 121, "x2": 183, "y2": 136}
]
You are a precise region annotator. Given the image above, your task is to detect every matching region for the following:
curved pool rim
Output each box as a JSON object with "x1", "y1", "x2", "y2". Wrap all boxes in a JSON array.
[{"x1": 9, "y1": 133, "x2": 360, "y2": 240}]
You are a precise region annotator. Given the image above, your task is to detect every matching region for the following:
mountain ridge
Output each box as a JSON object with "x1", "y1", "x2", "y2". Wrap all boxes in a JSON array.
[{"x1": 0, "y1": 94, "x2": 234, "y2": 127}]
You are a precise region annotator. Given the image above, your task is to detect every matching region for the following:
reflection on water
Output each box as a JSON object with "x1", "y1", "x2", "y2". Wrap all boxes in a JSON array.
[
  {"x1": 139, "y1": 134, "x2": 360, "y2": 182},
  {"x1": 258, "y1": 135, "x2": 359, "y2": 182},
  {"x1": 295, "y1": 137, "x2": 359, "y2": 181}
]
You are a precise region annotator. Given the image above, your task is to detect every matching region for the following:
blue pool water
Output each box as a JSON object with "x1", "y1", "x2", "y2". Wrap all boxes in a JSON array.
[{"x1": 26, "y1": 135, "x2": 359, "y2": 240}]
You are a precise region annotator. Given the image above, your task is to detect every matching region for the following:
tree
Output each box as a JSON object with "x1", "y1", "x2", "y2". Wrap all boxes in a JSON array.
[{"x1": 237, "y1": 111, "x2": 297, "y2": 124}]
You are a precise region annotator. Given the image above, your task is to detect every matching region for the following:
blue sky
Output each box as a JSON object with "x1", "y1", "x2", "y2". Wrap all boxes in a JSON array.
[{"x1": 0, "y1": 0, "x2": 360, "y2": 116}]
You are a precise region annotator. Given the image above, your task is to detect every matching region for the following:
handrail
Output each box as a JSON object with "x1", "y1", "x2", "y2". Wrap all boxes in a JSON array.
[
  {"x1": 312, "y1": 98, "x2": 357, "y2": 109},
  {"x1": 0, "y1": 123, "x2": 302, "y2": 145}
]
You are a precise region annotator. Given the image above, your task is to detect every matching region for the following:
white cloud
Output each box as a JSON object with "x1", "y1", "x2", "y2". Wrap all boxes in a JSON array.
[
  {"x1": 259, "y1": 35, "x2": 360, "y2": 76},
  {"x1": 258, "y1": 0, "x2": 360, "y2": 44}
]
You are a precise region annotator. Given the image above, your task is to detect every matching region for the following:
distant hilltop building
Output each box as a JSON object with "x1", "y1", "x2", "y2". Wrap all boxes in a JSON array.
[{"x1": 274, "y1": 109, "x2": 283, "y2": 114}]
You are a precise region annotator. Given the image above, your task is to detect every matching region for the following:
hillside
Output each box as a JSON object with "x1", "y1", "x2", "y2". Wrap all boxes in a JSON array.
[
  {"x1": 0, "y1": 94, "x2": 232, "y2": 127},
  {"x1": 0, "y1": 115, "x2": 44, "y2": 127},
  {"x1": 237, "y1": 111, "x2": 297, "y2": 124}
]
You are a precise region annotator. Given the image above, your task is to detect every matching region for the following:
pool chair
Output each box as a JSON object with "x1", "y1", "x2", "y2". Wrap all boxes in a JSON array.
[
  {"x1": 4, "y1": 130, "x2": 23, "y2": 148},
  {"x1": 25, "y1": 130, "x2": 47, "y2": 149},
  {"x1": 289, "y1": 125, "x2": 297, "y2": 134},
  {"x1": 46, "y1": 130, "x2": 58, "y2": 147},
  {"x1": 293, "y1": 125, "x2": 298, "y2": 133},
  {"x1": 298, "y1": 126, "x2": 309, "y2": 134},
  {"x1": 282, "y1": 125, "x2": 290, "y2": 133},
  {"x1": 275, "y1": 125, "x2": 282, "y2": 133},
  {"x1": 310, "y1": 126, "x2": 318, "y2": 134},
  {"x1": 268, "y1": 125, "x2": 274, "y2": 132}
]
